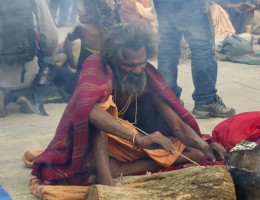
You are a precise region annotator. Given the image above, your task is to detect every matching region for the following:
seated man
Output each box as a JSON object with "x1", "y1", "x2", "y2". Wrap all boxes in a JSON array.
[
  {"x1": 52, "y1": 0, "x2": 116, "y2": 99},
  {"x1": 215, "y1": 0, "x2": 260, "y2": 34},
  {"x1": 30, "y1": 23, "x2": 226, "y2": 186}
]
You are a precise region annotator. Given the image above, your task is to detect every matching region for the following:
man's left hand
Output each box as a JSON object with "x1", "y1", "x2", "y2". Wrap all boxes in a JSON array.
[{"x1": 202, "y1": 142, "x2": 227, "y2": 162}]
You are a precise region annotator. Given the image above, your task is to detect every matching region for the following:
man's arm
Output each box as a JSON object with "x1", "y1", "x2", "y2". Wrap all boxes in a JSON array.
[
  {"x1": 215, "y1": 0, "x2": 257, "y2": 13},
  {"x1": 89, "y1": 104, "x2": 175, "y2": 154},
  {"x1": 152, "y1": 93, "x2": 226, "y2": 161}
]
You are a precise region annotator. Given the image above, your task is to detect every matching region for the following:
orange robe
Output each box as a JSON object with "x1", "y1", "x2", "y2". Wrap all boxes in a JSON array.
[{"x1": 99, "y1": 95, "x2": 186, "y2": 167}]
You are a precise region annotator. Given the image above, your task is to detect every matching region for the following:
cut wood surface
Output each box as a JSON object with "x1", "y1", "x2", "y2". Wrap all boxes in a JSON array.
[
  {"x1": 226, "y1": 141, "x2": 260, "y2": 200},
  {"x1": 85, "y1": 165, "x2": 236, "y2": 200}
]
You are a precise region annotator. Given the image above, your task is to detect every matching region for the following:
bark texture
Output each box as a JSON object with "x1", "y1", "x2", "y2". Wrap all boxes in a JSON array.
[
  {"x1": 85, "y1": 165, "x2": 236, "y2": 200},
  {"x1": 225, "y1": 141, "x2": 260, "y2": 200}
]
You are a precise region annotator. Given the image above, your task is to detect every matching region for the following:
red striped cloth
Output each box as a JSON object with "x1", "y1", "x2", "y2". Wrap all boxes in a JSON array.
[{"x1": 32, "y1": 54, "x2": 200, "y2": 185}]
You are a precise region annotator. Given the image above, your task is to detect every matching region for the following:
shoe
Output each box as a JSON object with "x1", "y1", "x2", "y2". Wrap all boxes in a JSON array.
[
  {"x1": 17, "y1": 96, "x2": 37, "y2": 114},
  {"x1": 192, "y1": 95, "x2": 235, "y2": 119},
  {"x1": 0, "y1": 90, "x2": 6, "y2": 117}
]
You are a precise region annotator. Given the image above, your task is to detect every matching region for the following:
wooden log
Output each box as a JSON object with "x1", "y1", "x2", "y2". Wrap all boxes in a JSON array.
[
  {"x1": 85, "y1": 165, "x2": 236, "y2": 200},
  {"x1": 225, "y1": 141, "x2": 260, "y2": 200}
]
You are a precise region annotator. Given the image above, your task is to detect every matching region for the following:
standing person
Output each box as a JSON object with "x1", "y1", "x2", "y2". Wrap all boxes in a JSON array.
[
  {"x1": 0, "y1": 0, "x2": 58, "y2": 117},
  {"x1": 153, "y1": 0, "x2": 236, "y2": 118},
  {"x1": 28, "y1": 23, "x2": 226, "y2": 186}
]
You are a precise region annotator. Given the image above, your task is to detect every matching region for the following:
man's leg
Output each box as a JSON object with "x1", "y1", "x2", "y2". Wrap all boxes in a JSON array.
[
  {"x1": 177, "y1": 0, "x2": 235, "y2": 118},
  {"x1": 58, "y1": 0, "x2": 70, "y2": 26},
  {"x1": 109, "y1": 157, "x2": 160, "y2": 178},
  {"x1": 241, "y1": 11, "x2": 254, "y2": 34},
  {"x1": 92, "y1": 130, "x2": 114, "y2": 186},
  {"x1": 92, "y1": 129, "x2": 161, "y2": 182},
  {"x1": 174, "y1": 147, "x2": 206, "y2": 165},
  {"x1": 48, "y1": 0, "x2": 59, "y2": 22},
  {"x1": 69, "y1": 0, "x2": 78, "y2": 24},
  {"x1": 228, "y1": 10, "x2": 254, "y2": 34},
  {"x1": 109, "y1": 146, "x2": 207, "y2": 178},
  {"x1": 173, "y1": 0, "x2": 217, "y2": 105},
  {"x1": 154, "y1": 2, "x2": 182, "y2": 98}
]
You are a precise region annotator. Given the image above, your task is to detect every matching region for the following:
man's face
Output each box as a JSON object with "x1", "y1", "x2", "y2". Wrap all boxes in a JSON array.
[{"x1": 114, "y1": 45, "x2": 147, "y2": 95}]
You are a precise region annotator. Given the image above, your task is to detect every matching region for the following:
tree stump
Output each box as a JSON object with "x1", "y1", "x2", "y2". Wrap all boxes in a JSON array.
[
  {"x1": 225, "y1": 140, "x2": 260, "y2": 200},
  {"x1": 85, "y1": 165, "x2": 236, "y2": 200}
]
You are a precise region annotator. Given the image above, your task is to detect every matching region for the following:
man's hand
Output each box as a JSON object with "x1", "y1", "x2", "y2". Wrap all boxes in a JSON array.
[
  {"x1": 232, "y1": 2, "x2": 256, "y2": 13},
  {"x1": 201, "y1": 142, "x2": 227, "y2": 162},
  {"x1": 135, "y1": 131, "x2": 176, "y2": 154}
]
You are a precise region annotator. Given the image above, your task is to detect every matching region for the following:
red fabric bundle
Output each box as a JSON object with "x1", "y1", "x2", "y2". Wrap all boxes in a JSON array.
[{"x1": 212, "y1": 111, "x2": 260, "y2": 152}]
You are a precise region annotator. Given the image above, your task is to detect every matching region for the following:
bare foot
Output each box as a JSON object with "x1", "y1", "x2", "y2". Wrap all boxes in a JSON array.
[{"x1": 109, "y1": 157, "x2": 160, "y2": 178}]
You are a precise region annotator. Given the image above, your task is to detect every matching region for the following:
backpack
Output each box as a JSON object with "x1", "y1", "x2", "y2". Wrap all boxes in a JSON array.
[
  {"x1": 219, "y1": 34, "x2": 254, "y2": 56},
  {"x1": 0, "y1": 0, "x2": 37, "y2": 64}
]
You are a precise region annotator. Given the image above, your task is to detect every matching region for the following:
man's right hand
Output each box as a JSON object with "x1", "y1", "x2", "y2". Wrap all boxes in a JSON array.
[
  {"x1": 201, "y1": 142, "x2": 227, "y2": 162},
  {"x1": 135, "y1": 131, "x2": 176, "y2": 154}
]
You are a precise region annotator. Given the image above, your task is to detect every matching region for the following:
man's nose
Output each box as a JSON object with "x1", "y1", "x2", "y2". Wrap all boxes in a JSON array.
[{"x1": 132, "y1": 65, "x2": 144, "y2": 75}]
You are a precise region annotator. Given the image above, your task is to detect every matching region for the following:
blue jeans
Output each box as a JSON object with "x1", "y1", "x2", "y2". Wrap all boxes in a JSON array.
[
  {"x1": 49, "y1": 0, "x2": 71, "y2": 26},
  {"x1": 154, "y1": 0, "x2": 217, "y2": 104},
  {"x1": 69, "y1": 0, "x2": 78, "y2": 23}
]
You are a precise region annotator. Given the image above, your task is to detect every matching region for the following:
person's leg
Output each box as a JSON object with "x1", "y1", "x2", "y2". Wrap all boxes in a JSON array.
[
  {"x1": 6, "y1": 88, "x2": 38, "y2": 114},
  {"x1": 241, "y1": 11, "x2": 254, "y2": 34},
  {"x1": 109, "y1": 157, "x2": 160, "y2": 178},
  {"x1": 48, "y1": 0, "x2": 59, "y2": 22},
  {"x1": 109, "y1": 146, "x2": 206, "y2": 178},
  {"x1": 23, "y1": 150, "x2": 44, "y2": 168},
  {"x1": 177, "y1": 0, "x2": 217, "y2": 104},
  {"x1": 69, "y1": 0, "x2": 78, "y2": 24},
  {"x1": 58, "y1": 0, "x2": 71, "y2": 27},
  {"x1": 177, "y1": 0, "x2": 235, "y2": 118},
  {"x1": 174, "y1": 146, "x2": 206, "y2": 164},
  {"x1": 228, "y1": 10, "x2": 254, "y2": 34},
  {"x1": 154, "y1": 2, "x2": 182, "y2": 98},
  {"x1": 92, "y1": 130, "x2": 115, "y2": 186}
]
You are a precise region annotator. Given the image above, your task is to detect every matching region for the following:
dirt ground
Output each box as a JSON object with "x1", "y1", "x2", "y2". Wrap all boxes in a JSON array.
[{"x1": 0, "y1": 27, "x2": 260, "y2": 199}]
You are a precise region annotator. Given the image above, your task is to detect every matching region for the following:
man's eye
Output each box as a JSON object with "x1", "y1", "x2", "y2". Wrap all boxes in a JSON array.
[{"x1": 124, "y1": 64, "x2": 136, "y2": 67}]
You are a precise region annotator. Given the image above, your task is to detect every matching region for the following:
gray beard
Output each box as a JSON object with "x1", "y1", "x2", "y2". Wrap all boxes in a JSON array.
[{"x1": 114, "y1": 68, "x2": 147, "y2": 96}]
